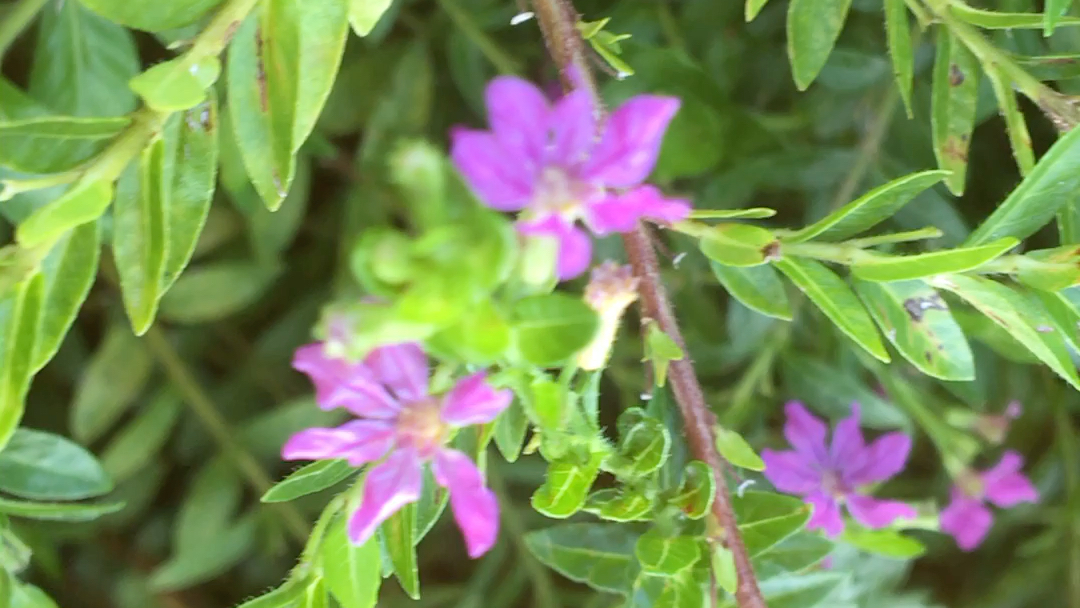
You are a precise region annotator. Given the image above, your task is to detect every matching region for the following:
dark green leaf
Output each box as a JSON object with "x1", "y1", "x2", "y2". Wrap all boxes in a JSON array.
[
  {"x1": 511, "y1": 294, "x2": 600, "y2": 367},
  {"x1": 787, "y1": 0, "x2": 853, "y2": 89},
  {"x1": 931, "y1": 29, "x2": 979, "y2": 196},
  {"x1": 850, "y1": 238, "x2": 1018, "y2": 281},
  {"x1": 0, "y1": 428, "x2": 112, "y2": 500},
  {"x1": 70, "y1": 324, "x2": 153, "y2": 443},
  {"x1": 774, "y1": 257, "x2": 890, "y2": 362},
  {"x1": 0, "y1": 116, "x2": 128, "y2": 174},
  {"x1": 635, "y1": 530, "x2": 702, "y2": 575},
  {"x1": 710, "y1": 262, "x2": 793, "y2": 321},
  {"x1": 159, "y1": 260, "x2": 280, "y2": 323},
  {"x1": 753, "y1": 532, "x2": 834, "y2": 575},
  {"x1": 525, "y1": 524, "x2": 640, "y2": 595},
  {"x1": 786, "y1": 171, "x2": 948, "y2": 243},
  {"x1": 733, "y1": 491, "x2": 812, "y2": 558},
  {"x1": 699, "y1": 223, "x2": 778, "y2": 267},
  {"x1": 885, "y1": 0, "x2": 914, "y2": 117},
  {"x1": 262, "y1": 460, "x2": 354, "y2": 504},
  {"x1": 854, "y1": 279, "x2": 975, "y2": 381},
  {"x1": 0, "y1": 497, "x2": 124, "y2": 521}
]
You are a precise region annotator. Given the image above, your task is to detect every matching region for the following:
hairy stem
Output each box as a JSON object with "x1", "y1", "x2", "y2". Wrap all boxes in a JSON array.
[
  {"x1": 0, "y1": 0, "x2": 48, "y2": 61},
  {"x1": 528, "y1": 1, "x2": 767, "y2": 605}
]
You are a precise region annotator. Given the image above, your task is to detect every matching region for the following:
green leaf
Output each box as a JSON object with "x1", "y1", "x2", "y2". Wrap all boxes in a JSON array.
[
  {"x1": 609, "y1": 408, "x2": 670, "y2": 478},
  {"x1": 853, "y1": 279, "x2": 975, "y2": 381},
  {"x1": 951, "y1": 3, "x2": 1080, "y2": 28},
  {"x1": 932, "y1": 274, "x2": 1080, "y2": 390},
  {"x1": 227, "y1": 0, "x2": 349, "y2": 210},
  {"x1": 1017, "y1": 246, "x2": 1080, "y2": 291},
  {"x1": 0, "y1": 116, "x2": 129, "y2": 174},
  {"x1": 381, "y1": 504, "x2": 419, "y2": 599},
  {"x1": 715, "y1": 427, "x2": 766, "y2": 471},
  {"x1": 129, "y1": 56, "x2": 221, "y2": 113},
  {"x1": 635, "y1": 530, "x2": 702, "y2": 575},
  {"x1": 733, "y1": 491, "x2": 812, "y2": 558},
  {"x1": 524, "y1": 524, "x2": 640, "y2": 595},
  {"x1": 0, "y1": 428, "x2": 111, "y2": 500},
  {"x1": 965, "y1": 119, "x2": 1080, "y2": 246},
  {"x1": 746, "y1": 0, "x2": 773, "y2": 21},
  {"x1": 0, "y1": 276, "x2": 44, "y2": 453},
  {"x1": 839, "y1": 526, "x2": 926, "y2": 558},
  {"x1": 28, "y1": 0, "x2": 139, "y2": 116},
  {"x1": 304, "y1": 578, "x2": 329, "y2": 608},
  {"x1": 710, "y1": 262, "x2": 793, "y2": 321},
  {"x1": 851, "y1": 238, "x2": 1018, "y2": 281},
  {"x1": 77, "y1": 0, "x2": 224, "y2": 31},
  {"x1": 1046, "y1": 0, "x2": 1075, "y2": 33},
  {"x1": 689, "y1": 208, "x2": 776, "y2": 220},
  {"x1": 151, "y1": 515, "x2": 258, "y2": 590},
  {"x1": 70, "y1": 324, "x2": 153, "y2": 443},
  {"x1": 511, "y1": 294, "x2": 599, "y2": 367},
  {"x1": 885, "y1": 0, "x2": 914, "y2": 117},
  {"x1": 712, "y1": 546, "x2": 738, "y2": 595},
  {"x1": 320, "y1": 515, "x2": 382, "y2": 608},
  {"x1": 33, "y1": 221, "x2": 100, "y2": 371},
  {"x1": 1036, "y1": 287, "x2": 1080, "y2": 352},
  {"x1": 644, "y1": 323, "x2": 684, "y2": 388},
  {"x1": 787, "y1": 170, "x2": 948, "y2": 243},
  {"x1": 786, "y1": 0, "x2": 853, "y2": 90},
  {"x1": 262, "y1": 460, "x2": 354, "y2": 503},
  {"x1": 9, "y1": 582, "x2": 59, "y2": 608},
  {"x1": 670, "y1": 461, "x2": 715, "y2": 519},
  {"x1": 431, "y1": 300, "x2": 510, "y2": 364},
  {"x1": 699, "y1": 223, "x2": 778, "y2": 267},
  {"x1": 16, "y1": 180, "x2": 113, "y2": 248},
  {"x1": 583, "y1": 488, "x2": 653, "y2": 522},
  {"x1": 350, "y1": 0, "x2": 395, "y2": 36},
  {"x1": 159, "y1": 260, "x2": 280, "y2": 323},
  {"x1": 531, "y1": 456, "x2": 601, "y2": 518},
  {"x1": 986, "y1": 67, "x2": 1035, "y2": 176},
  {"x1": 753, "y1": 532, "x2": 834, "y2": 574},
  {"x1": 99, "y1": 390, "x2": 181, "y2": 483},
  {"x1": 931, "y1": 29, "x2": 979, "y2": 196},
  {"x1": 233, "y1": 579, "x2": 307, "y2": 608},
  {"x1": 774, "y1": 257, "x2": 890, "y2": 362},
  {"x1": 493, "y1": 397, "x2": 528, "y2": 463},
  {"x1": 629, "y1": 567, "x2": 709, "y2": 608},
  {"x1": 0, "y1": 497, "x2": 124, "y2": 521}
]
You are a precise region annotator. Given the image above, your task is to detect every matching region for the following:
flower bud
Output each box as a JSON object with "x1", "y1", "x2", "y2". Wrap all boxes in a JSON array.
[{"x1": 577, "y1": 262, "x2": 639, "y2": 370}]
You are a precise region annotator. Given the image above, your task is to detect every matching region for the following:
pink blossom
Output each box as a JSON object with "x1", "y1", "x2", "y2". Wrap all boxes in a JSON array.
[
  {"x1": 284, "y1": 342, "x2": 512, "y2": 557},
  {"x1": 450, "y1": 76, "x2": 691, "y2": 280},
  {"x1": 939, "y1": 450, "x2": 1038, "y2": 551},
  {"x1": 761, "y1": 402, "x2": 917, "y2": 536}
]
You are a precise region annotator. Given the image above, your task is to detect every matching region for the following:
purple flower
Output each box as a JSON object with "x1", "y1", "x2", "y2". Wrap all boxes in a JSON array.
[
  {"x1": 939, "y1": 451, "x2": 1038, "y2": 551},
  {"x1": 284, "y1": 342, "x2": 512, "y2": 557},
  {"x1": 451, "y1": 76, "x2": 691, "y2": 280},
  {"x1": 761, "y1": 401, "x2": 917, "y2": 536}
]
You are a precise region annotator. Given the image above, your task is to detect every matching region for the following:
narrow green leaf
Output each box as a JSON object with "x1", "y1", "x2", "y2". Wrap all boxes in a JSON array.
[
  {"x1": 746, "y1": 0, "x2": 773, "y2": 21},
  {"x1": 712, "y1": 546, "x2": 738, "y2": 595},
  {"x1": 151, "y1": 514, "x2": 258, "y2": 590},
  {"x1": 965, "y1": 120, "x2": 1080, "y2": 245},
  {"x1": 17, "y1": 180, "x2": 113, "y2": 247},
  {"x1": 70, "y1": 325, "x2": 153, "y2": 443},
  {"x1": 774, "y1": 257, "x2": 890, "y2": 362},
  {"x1": 931, "y1": 29, "x2": 979, "y2": 196},
  {"x1": 787, "y1": 0, "x2": 853, "y2": 89},
  {"x1": 129, "y1": 56, "x2": 221, "y2": 113},
  {"x1": 951, "y1": 3, "x2": 1080, "y2": 28},
  {"x1": 885, "y1": 0, "x2": 914, "y2": 117},
  {"x1": 0, "y1": 428, "x2": 112, "y2": 500},
  {"x1": 320, "y1": 515, "x2": 382, "y2": 608},
  {"x1": 381, "y1": 504, "x2": 419, "y2": 599},
  {"x1": 715, "y1": 427, "x2": 766, "y2": 471},
  {"x1": 262, "y1": 460, "x2": 354, "y2": 503},
  {"x1": 233, "y1": 579, "x2": 306, "y2": 608},
  {"x1": 689, "y1": 208, "x2": 776, "y2": 220},
  {"x1": 159, "y1": 260, "x2": 280, "y2": 323},
  {"x1": 854, "y1": 279, "x2": 975, "y2": 381},
  {"x1": 635, "y1": 531, "x2": 702, "y2": 575},
  {"x1": 493, "y1": 398, "x2": 528, "y2": 463},
  {"x1": 0, "y1": 497, "x2": 124, "y2": 521},
  {"x1": 511, "y1": 294, "x2": 599, "y2": 367},
  {"x1": 0, "y1": 116, "x2": 129, "y2": 174},
  {"x1": 986, "y1": 68, "x2": 1036, "y2": 175},
  {"x1": 524, "y1": 524, "x2": 640, "y2": 595},
  {"x1": 932, "y1": 274, "x2": 1080, "y2": 390},
  {"x1": 699, "y1": 223, "x2": 778, "y2": 267},
  {"x1": 0, "y1": 275, "x2": 44, "y2": 453},
  {"x1": 710, "y1": 262, "x2": 793, "y2": 321},
  {"x1": 787, "y1": 170, "x2": 949, "y2": 243},
  {"x1": 33, "y1": 221, "x2": 100, "y2": 371},
  {"x1": 99, "y1": 390, "x2": 181, "y2": 483},
  {"x1": 76, "y1": 0, "x2": 224, "y2": 32},
  {"x1": 733, "y1": 491, "x2": 813, "y2": 558},
  {"x1": 839, "y1": 526, "x2": 926, "y2": 558},
  {"x1": 851, "y1": 238, "x2": 1018, "y2": 281},
  {"x1": 350, "y1": 0, "x2": 395, "y2": 36}
]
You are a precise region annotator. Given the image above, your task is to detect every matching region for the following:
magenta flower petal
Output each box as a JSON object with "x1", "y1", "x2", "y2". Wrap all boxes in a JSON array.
[
  {"x1": 805, "y1": 491, "x2": 845, "y2": 536},
  {"x1": 433, "y1": 448, "x2": 500, "y2": 558},
  {"x1": 364, "y1": 343, "x2": 429, "y2": 402},
  {"x1": 845, "y1": 495, "x2": 917, "y2": 529},
  {"x1": 282, "y1": 420, "x2": 395, "y2": 465},
  {"x1": 293, "y1": 343, "x2": 400, "y2": 418},
  {"x1": 844, "y1": 432, "x2": 912, "y2": 487},
  {"x1": 981, "y1": 451, "x2": 1038, "y2": 507},
  {"x1": 549, "y1": 90, "x2": 596, "y2": 166},
  {"x1": 519, "y1": 216, "x2": 593, "y2": 280},
  {"x1": 783, "y1": 401, "x2": 829, "y2": 462},
  {"x1": 440, "y1": 372, "x2": 512, "y2": 427},
  {"x1": 347, "y1": 448, "x2": 424, "y2": 546},
  {"x1": 580, "y1": 96, "x2": 680, "y2": 188},
  {"x1": 584, "y1": 186, "x2": 691, "y2": 235},
  {"x1": 450, "y1": 128, "x2": 536, "y2": 211},
  {"x1": 828, "y1": 404, "x2": 865, "y2": 468},
  {"x1": 761, "y1": 449, "x2": 822, "y2": 494},
  {"x1": 485, "y1": 76, "x2": 549, "y2": 167},
  {"x1": 939, "y1": 493, "x2": 994, "y2": 551}
]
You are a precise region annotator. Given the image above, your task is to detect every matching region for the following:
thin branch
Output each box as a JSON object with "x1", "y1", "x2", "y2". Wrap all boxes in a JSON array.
[{"x1": 527, "y1": 1, "x2": 768, "y2": 606}]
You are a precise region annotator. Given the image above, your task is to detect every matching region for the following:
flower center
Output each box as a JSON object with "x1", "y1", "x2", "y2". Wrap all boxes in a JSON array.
[
  {"x1": 821, "y1": 470, "x2": 848, "y2": 499},
  {"x1": 531, "y1": 167, "x2": 603, "y2": 221},
  {"x1": 956, "y1": 471, "x2": 986, "y2": 499},
  {"x1": 396, "y1": 398, "x2": 447, "y2": 458}
]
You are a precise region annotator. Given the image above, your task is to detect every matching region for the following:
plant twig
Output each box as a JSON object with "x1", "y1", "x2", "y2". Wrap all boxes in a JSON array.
[{"x1": 528, "y1": 1, "x2": 768, "y2": 605}]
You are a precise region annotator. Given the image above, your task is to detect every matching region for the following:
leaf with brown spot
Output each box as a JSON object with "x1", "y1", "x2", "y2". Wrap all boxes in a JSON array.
[{"x1": 931, "y1": 29, "x2": 979, "y2": 195}]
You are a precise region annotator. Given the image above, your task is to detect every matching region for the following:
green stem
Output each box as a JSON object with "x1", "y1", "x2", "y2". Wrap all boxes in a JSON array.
[
  {"x1": 488, "y1": 468, "x2": 559, "y2": 608},
  {"x1": 142, "y1": 326, "x2": 312, "y2": 544},
  {"x1": 780, "y1": 241, "x2": 875, "y2": 265},
  {"x1": 189, "y1": 0, "x2": 262, "y2": 58},
  {"x1": 846, "y1": 226, "x2": 944, "y2": 248},
  {"x1": 0, "y1": 0, "x2": 49, "y2": 60},
  {"x1": 437, "y1": 0, "x2": 521, "y2": 75}
]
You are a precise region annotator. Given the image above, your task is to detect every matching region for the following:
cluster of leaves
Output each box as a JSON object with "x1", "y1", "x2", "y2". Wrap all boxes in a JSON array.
[{"x1": 0, "y1": 0, "x2": 1079, "y2": 606}]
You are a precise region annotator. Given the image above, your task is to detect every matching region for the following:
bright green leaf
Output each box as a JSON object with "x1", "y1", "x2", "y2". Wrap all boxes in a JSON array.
[
  {"x1": 710, "y1": 262, "x2": 793, "y2": 321},
  {"x1": 839, "y1": 526, "x2": 926, "y2": 558},
  {"x1": 787, "y1": 0, "x2": 853, "y2": 89},
  {"x1": 493, "y1": 397, "x2": 528, "y2": 463},
  {"x1": 671, "y1": 461, "x2": 715, "y2": 519},
  {"x1": 733, "y1": 491, "x2": 813, "y2": 558},
  {"x1": 531, "y1": 456, "x2": 601, "y2": 518},
  {"x1": 715, "y1": 427, "x2": 766, "y2": 471},
  {"x1": 635, "y1": 530, "x2": 702, "y2": 575},
  {"x1": 584, "y1": 488, "x2": 653, "y2": 522},
  {"x1": 17, "y1": 180, "x2": 113, "y2": 248},
  {"x1": 129, "y1": 56, "x2": 221, "y2": 112},
  {"x1": 262, "y1": 460, "x2": 354, "y2": 504},
  {"x1": 689, "y1": 208, "x2": 776, "y2": 220},
  {"x1": 321, "y1": 515, "x2": 382, "y2": 608},
  {"x1": 77, "y1": 0, "x2": 224, "y2": 31},
  {"x1": 33, "y1": 221, "x2": 100, "y2": 371},
  {"x1": 644, "y1": 323, "x2": 684, "y2": 388},
  {"x1": 699, "y1": 223, "x2": 778, "y2": 267},
  {"x1": 0, "y1": 275, "x2": 43, "y2": 453},
  {"x1": 350, "y1": 0, "x2": 395, "y2": 36},
  {"x1": 851, "y1": 238, "x2": 1018, "y2": 282},
  {"x1": 511, "y1": 293, "x2": 599, "y2": 367},
  {"x1": 951, "y1": 3, "x2": 1080, "y2": 28}
]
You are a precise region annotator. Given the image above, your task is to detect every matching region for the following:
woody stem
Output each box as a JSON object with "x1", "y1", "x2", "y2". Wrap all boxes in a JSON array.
[{"x1": 528, "y1": 1, "x2": 768, "y2": 606}]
